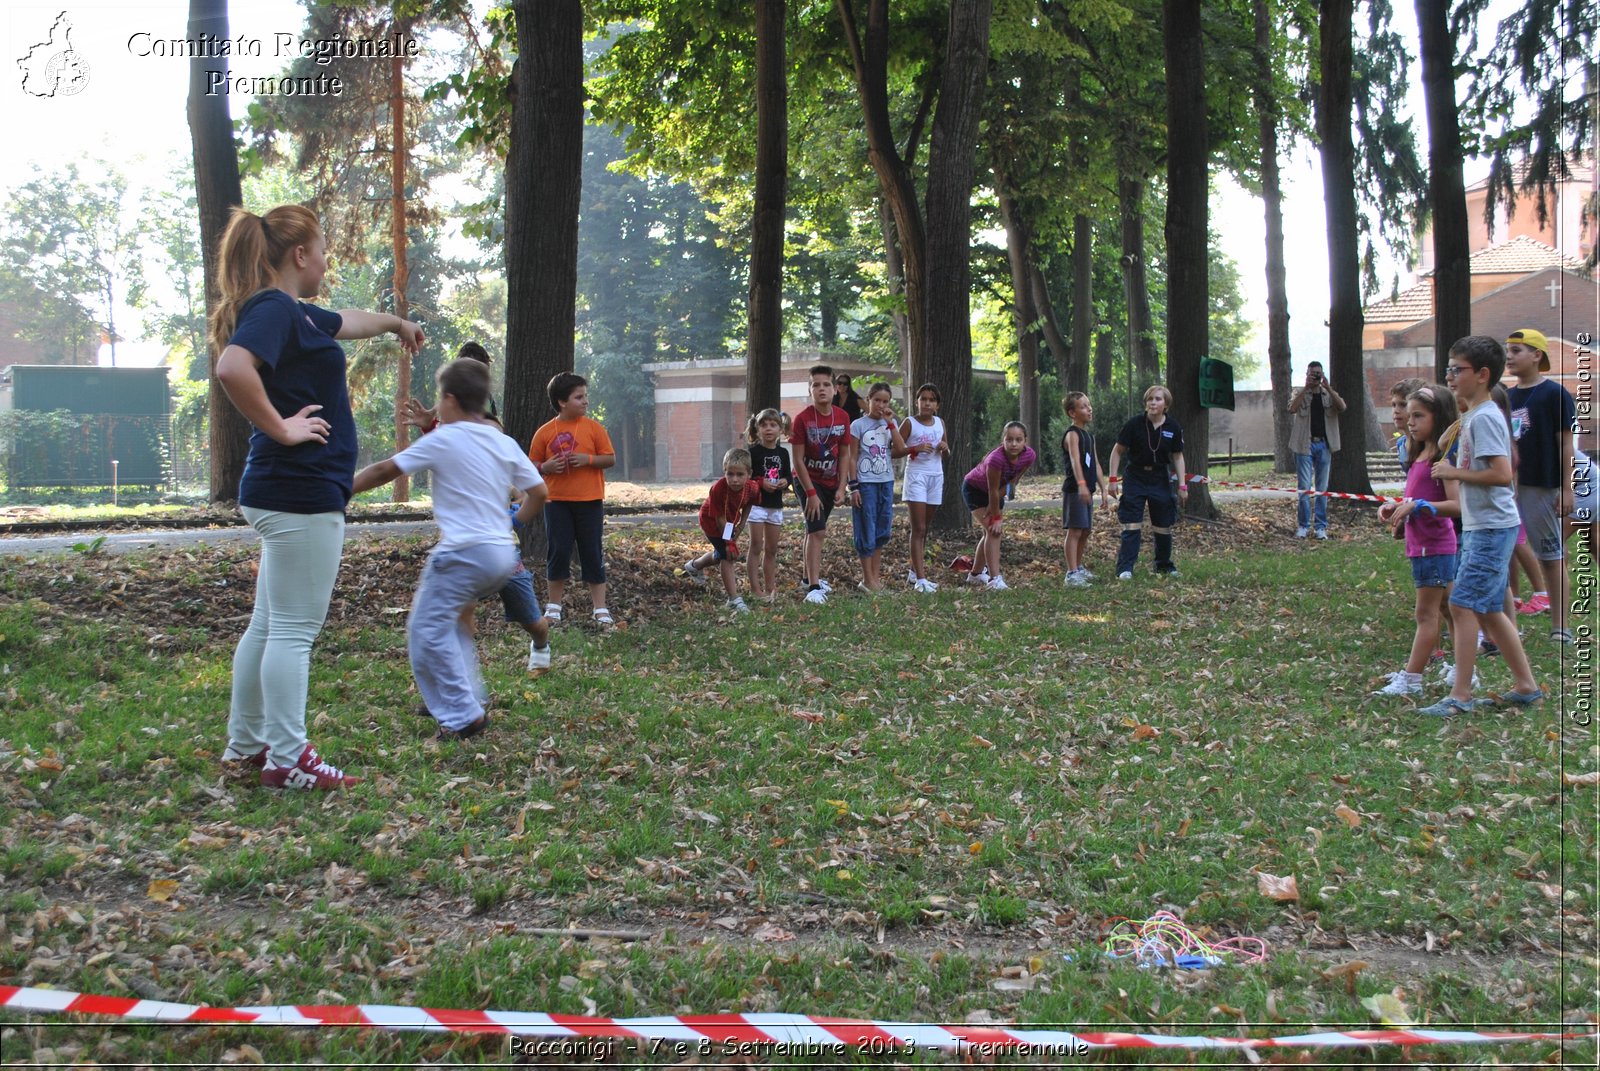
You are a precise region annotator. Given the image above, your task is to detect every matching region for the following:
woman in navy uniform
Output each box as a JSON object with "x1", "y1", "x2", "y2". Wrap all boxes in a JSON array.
[{"x1": 1105, "y1": 384, "x2": 1189, "y2": 578}]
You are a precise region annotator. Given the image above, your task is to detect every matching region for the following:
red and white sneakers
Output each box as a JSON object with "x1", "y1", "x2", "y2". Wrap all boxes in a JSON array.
[
  {"x1": 220, "y1": 746, "x2": 268, "y2": 782},
  {"x1": 259, "y1": 745, "x2": 360, "y2": 790}
]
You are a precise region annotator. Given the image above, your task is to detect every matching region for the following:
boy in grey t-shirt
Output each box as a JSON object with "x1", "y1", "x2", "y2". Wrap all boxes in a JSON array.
[{"x1": 1421, "y1": 336, "x2": 1542, "y2": 716}]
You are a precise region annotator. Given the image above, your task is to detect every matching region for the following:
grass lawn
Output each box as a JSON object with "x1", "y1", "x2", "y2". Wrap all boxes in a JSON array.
[{"x1": 0, "y1": 507, "x2": 1594, "y2": 1066}]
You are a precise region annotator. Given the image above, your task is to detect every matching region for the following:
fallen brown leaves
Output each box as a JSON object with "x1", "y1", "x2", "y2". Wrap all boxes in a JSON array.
[{"x1": 0, "y1": 505, "x2": 1338, "y2": 642}]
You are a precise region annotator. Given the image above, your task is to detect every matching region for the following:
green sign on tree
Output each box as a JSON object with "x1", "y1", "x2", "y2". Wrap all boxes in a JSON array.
[{"x1": 1199, "y1": 357, "x2": 1235, "y2": 410}]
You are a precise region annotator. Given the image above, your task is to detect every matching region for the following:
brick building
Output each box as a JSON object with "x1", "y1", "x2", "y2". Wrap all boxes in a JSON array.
[{"x1": 646, "y1": 351, "x2": 1006, "y2": 481}]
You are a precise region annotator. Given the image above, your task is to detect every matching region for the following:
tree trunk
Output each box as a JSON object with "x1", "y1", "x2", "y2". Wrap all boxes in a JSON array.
[
  {"x1": 507, "y1": 1, "x2": 583, "y2": 563},
  {"x1": 746, "y1": 0, "x2": 787, "y2": 415},
  {"x1": 1028, "y1": 259, "x2": 1072, "y2": 392},
  {"x1": 389, "y1": 34, "x2": 412, "y2": 502},
  {"x1": 1416, "y1": 0, "x2": 1470, "y2": 379},
  {"x1": 186, "y1": 0, "x2": 249, "y2": 505},
  {"x1": 1094, "y1": 329, "x2": 1114, "y2": 389},
  {"x1": 837, "y1": 0, "x2": 929, "y2": 387},
  {"x1": 875, "y1": 196, "x2": 912, "y2": 383},
  {"x1": 1318, "y1": 0, "x2": 1374, "y2": 495},
  {"x1": 1254, "y1": 0, "x2": 1296, "y2": 474},
  {"x1": 1163, "y1": 0, "x2": 1215, "y2": 518},
  {"x1": 923, "y1": 0, "x2": 993, "y2": 531},
  {"x1": 1119, "y1": 176, "x2": 1159, "y2": 385},
  {"x1": 1068, "y1": 213, "x2": 1093, "y2": 395},
  {"x1": 995, "y1": 179, "x2": 1039, "y2": 439}
]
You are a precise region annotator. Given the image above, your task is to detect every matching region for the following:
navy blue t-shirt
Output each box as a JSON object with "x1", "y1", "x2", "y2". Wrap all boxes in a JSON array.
[
  {"x1": 228, "y1": 290, "x2": 352, "y2": 513},
  {"x1": 1506, "y1": 378, "x2": 1575, "y2": 489}
]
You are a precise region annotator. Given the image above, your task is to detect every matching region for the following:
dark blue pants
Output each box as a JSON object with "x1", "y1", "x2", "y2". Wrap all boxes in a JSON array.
[
  {"x1": 1116, "y1": 471, "x2": 1177, "y2": 574},
  {"x1": 545, "y1": 499, "x2": 606, "y2": 584}
]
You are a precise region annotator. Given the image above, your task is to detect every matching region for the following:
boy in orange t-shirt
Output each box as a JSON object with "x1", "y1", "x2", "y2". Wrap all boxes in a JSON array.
[{"x1": 528, "y1": 372, "x2": 616, "y2": 627}]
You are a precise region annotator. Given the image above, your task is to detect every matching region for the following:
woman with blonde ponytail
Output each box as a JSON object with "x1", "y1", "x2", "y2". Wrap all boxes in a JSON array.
[{"x1": 213, "y1": 204, "x2": 423, "y2": 791}]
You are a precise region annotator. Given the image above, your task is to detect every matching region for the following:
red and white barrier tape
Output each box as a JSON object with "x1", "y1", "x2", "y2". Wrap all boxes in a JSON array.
[
  {"x1": 1186, "y1": 475, "x2": 1405, "y2": 503},
  {"x1": 2, "y1": 986, "x2": 1591, "y2": 1052}
]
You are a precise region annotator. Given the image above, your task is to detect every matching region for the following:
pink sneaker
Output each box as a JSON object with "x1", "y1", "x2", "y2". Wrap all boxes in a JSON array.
[
  {"x1": 260, "y1": 745, "x2": 360, "y2": 790},
  {"x1": 1516, "y1": 593, "x2": 1549, "y2": 615}
]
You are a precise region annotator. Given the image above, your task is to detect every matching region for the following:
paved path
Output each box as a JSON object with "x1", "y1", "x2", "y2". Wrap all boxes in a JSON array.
[{"x1": 0, "y1": 486, "x2": 1401, "y2": 558}]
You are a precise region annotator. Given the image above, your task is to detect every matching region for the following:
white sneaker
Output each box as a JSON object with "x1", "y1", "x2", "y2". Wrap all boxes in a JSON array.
[
  {"x1": 1372, "y1": 670, "x2": 1421, "y2": 696},
  {"x1": 528, "y1": 641, "x2": 552, "y2": 671},
  {"x1": 682, "y1": 559, "x2": 705, "y2": 586},
  {"x1": 985, "y1": 576, "x2": 1010, "y2": 591},
  {"x1": 1116, "y1": 571, "x2": 1133, "y2": 580},
  {"x1": 1315, "y1": 529, "x2": 1329, "y2": 540},
  {"x1": 804, "y1": 586, "x2": 828, "y2": 605},
  {"x1": 915, "y1": 578, "x2": 938, "y2": 593},
  {"x1": 1439, "y1": 663, "x2": 1480, "y2": 689},
  {"x1": 906, "y1": 569, "x2": 919, "y2": 585},
  {"x1": 966, "y1": 570, "x2": 991, "y2": 585},
  {"x1": 728, "y1": 596, "x2": 750, "y2": 614},
  {"x1": 817, "y1": 578, "x2": 834, "y2": 594},
  {"x1": 1078, "y1": 567, "x2": 1096, "y2": 580},
  {"x1": 1065, "y1": 570, "x2": 1089, "y2": 587},
  {"x1": 1295, "y1": 526, "x2": 1308, "y2": 538}
]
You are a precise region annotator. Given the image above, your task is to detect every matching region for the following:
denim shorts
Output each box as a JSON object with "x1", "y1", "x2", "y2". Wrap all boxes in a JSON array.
[
  {"x1": 851, "y1": 480, "x2": 894, "y2": 556},
  {"x1": 1449, "y1": 526, "x2": 1517, "y2": 613},
  {"x1": 961, "y1": 481, "x2": 990, "y2": 512},
  {"x1": 498, "y1": 563, "x2": 540, "y2": 624},
  {"x1": 1410, "y1": 552, "x2": 1457, "y2": 589}
]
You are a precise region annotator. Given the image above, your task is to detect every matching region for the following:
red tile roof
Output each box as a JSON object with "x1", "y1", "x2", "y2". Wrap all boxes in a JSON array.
[{"x1": 1364, "y1": 237, "x2": 1586, "y2": 322}]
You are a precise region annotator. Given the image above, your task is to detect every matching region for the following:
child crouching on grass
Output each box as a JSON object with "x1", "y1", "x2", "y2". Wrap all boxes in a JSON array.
[
  {"x1": 683, "y1": 448, "x2": 762, "y2": 613},
  {"x1": 354, "y1": 358, "x2": 547, "y2": 741},
  {"x1": 961, "y1": 421, "x2": 1037, "y2": 591}
]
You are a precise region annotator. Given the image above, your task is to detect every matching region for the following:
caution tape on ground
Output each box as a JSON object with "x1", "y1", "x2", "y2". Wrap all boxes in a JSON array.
[
  {"x1": 1186, "y1": 475, "x2": 1405, "y2": 503},
  {"x1": 1, "y1": 986, "x2": 1591, "y2": 1052}
]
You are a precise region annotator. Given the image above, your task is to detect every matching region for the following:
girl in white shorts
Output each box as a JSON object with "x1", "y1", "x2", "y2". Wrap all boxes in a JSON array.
[
  {"x1": 745, "y1": 408, "x2": 793, "y2": 602},
  {"x1": 899, "y1": 383, "x2": 949, "y2": 592}
]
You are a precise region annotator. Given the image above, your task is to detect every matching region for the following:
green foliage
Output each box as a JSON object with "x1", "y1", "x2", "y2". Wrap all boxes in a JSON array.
[
  {"x1": 1456, "y1": 0, "x2": 1597, "y2": 240},
  {"x1": 0, "y1": 160, "x2": 146, "y2": 364}
]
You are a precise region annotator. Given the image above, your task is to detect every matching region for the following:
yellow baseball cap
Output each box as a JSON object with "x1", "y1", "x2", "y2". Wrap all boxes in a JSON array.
[{"x1": 1505, "y1": 328, "x2": 1551, "y2": 371}]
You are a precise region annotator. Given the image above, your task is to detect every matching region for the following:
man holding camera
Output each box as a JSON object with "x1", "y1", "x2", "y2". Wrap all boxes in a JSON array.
[{"x1": 1288, "y1": 361, "x2": 1346, "y2": 539}]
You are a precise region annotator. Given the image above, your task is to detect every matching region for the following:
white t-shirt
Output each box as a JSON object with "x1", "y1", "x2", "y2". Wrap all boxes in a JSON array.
[
  {"x1": 851, "y1": 415, "x2": 895, "y2": 483},
  {"x1": 904, "y1": 415, "x2": 944, "y2": 471},
  {"x1": 393, "y1": 421, "x2": 544, "y2": 550}
]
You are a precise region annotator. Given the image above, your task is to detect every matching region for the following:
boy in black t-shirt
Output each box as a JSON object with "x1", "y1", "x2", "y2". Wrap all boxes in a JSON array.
[
  {"x1": 1105, "y1": 385, "x2": 1188, "y2": 579},
  {"x1": 1504, "y1": 328, "x2": 1577, "y2": 643}
]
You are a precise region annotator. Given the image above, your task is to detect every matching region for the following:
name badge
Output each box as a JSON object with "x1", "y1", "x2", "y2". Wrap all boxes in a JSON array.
[{"x1": 1161, "y1": 430, "x2": 1173, "y2": 438}]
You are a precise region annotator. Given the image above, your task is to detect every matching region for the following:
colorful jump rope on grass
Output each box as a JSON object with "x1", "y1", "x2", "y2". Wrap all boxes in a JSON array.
[{"x1": 1102, "y1": 911, "x2": 1269, "y2": 969}]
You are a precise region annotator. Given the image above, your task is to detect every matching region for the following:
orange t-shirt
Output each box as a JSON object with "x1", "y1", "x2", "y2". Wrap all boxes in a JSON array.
[{"x1": 528, "y1": 415, "x2": 614, "y2": 502}]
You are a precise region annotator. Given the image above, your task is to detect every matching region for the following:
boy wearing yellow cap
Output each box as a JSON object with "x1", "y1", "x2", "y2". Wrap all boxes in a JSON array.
[{"x1": 1504, "y1": 328, "x2": 1576, "y2": 643}]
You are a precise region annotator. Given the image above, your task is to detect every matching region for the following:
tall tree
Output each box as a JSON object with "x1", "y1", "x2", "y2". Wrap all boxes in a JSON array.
[
  {"x1": 746, "y1": 0, "x2": 788, "y2": 414},
  {"x1": 1317, "y1": 0, "x2": 1374, "y2": 496},
  {"x1": 835, "y1": 0, "x2": 932, "y2": 386},
  {"x1": 186, "y1": 0, "x2": 249, "y2": 502},
  {"x1": 994, "y1": 179, "x2": 1041, "y2": 438},
  {"x1": 1163, "y1": 0, "x2": 1215, "y2": 517},
  {"x1": 504, "y1": 0, "x2": 583, "y2": 455},
  {"x1": 1417, "y1": 0, "x2": 1470, "y2": 379},
  {"x1": 1252, "y1": 0, "x2": 1295, "y2": 473},
  {"x1": 389, "y1": 13, "x2": 416, "y2": 500},
  {"x1": 1119, "y1": 177, "x2": 1160, "y2": 385},
  {"x1": 922, "y1": 0, "x2": 994, "y2": 529}
]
